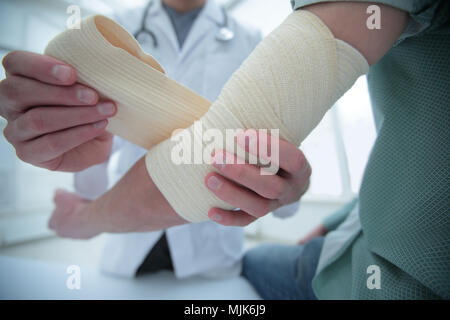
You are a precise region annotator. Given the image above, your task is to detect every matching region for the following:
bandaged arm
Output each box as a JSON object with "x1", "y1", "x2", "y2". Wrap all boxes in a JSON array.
[
  {"x1": 74, "y1": 3, "x2": 407, "y2": 232},
  {"x1": 146, "y1": 9, "x2": 369, "y2": 222}
]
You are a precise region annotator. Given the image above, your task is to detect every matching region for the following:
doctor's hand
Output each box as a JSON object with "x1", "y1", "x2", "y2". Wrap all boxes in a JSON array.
[
  {"x1": 49, "y1": 189, "x2": 101, "y2": 239},
  {"x1": 0, "y1": 51, "x2": 117, "y2": 172},
  {"x1": 206, "y1": 131, "x2": 311, "y2": 226}
]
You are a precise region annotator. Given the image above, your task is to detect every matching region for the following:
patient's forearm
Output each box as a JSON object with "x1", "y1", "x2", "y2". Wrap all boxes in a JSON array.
[
  {"x1": 86, "y1": 157, "x2": 187, "y2": 233},
  {"x1": 146, "y1": 4, "x2": 408, "y2": 222},
  {"x1": 49, "y1": 3, "x2": 408, "y2": 228}
]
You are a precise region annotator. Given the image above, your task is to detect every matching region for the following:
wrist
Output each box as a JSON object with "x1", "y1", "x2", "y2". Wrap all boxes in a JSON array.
[{"x1": 80, "y1": 200, "x2": 105, "y2": 237}]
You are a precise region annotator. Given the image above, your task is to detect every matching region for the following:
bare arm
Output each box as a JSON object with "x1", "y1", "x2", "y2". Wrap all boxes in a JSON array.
[
  {"x1": 88, "y1": 158, "x2": 186, "y2": 232},
  {"x1": 305, "y1": 2, "x2": 408, "y2": 65},
  {"x1": 49, "y1": 158, "x2": 186, "y2": 238},
  {"x1": 49, "y1": 133, "x2": 311, "y2": 237}
]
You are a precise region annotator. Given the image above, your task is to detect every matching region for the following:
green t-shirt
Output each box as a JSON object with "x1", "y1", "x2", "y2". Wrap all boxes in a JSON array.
[{"x1": 291, "y1": 0, "x2": 450, "y2": 299}]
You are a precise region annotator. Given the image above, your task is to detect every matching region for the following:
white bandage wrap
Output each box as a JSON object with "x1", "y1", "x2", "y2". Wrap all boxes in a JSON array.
[
  {"x1": 44, "y1": 15, "x2": 211, "y2": 150},
  {"x1": 44, "y1": 11, "x2": 368, "y2": 223},
  {"x1": 145, "y1": 10, "x2": 369, "y2": 222}
]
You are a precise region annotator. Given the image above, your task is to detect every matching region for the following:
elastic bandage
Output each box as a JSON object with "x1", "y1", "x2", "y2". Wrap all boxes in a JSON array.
[{"x1": 45, "y1": 11, "x2": 369, "y2": 222}]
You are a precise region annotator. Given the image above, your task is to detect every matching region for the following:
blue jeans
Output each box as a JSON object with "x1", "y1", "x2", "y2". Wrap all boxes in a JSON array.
[{"x1": 243, "y1": 237, "x2": 325, "y2": 300}]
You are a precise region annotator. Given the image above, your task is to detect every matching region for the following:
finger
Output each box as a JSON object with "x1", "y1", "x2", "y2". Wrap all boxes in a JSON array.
[
  {"x1": 53, "y1": 188, "x2": 78, "y2": 204},
  {"x1": 0, "y1": 76, "x2": 98, "y2": 119},
  {"x1": 48, "y1": 212, "x2": 58, "y2": 231},
  {"x1": 208, "y1": 207, "x2": 257, "y2": 226},
  {"x1": 298, "y1": 235, "x2": 313, "y2": 245},
  {"x1": 236, "y1": 129, "x2": 308, "y2": 175},
  {"x1": 45, "y1": 131, "x2": 113, "y2": 172},
  {"x1": 10, "y1": 101, "x2": 116, "y2": 141},
  {"x1": 53, "y1": 188, "x2": 67, "y2": 201},
  {"x1": 212, "y1": 150, "x2": 291, "y2": 200},
  {"x1": 16, "y1": 119, "x2": 108, "y2": 165},
  {"x1": 285, "y1": 160, "x2": 311, "y2": 197},
  {"x1": 205, "y1": 172, "x2": 279, "y2": 218},
  {"x1": 2, "y1": 51, "x2": 77, "y2": 85},
  {"x1": 299, "y1": 171, "x2": 311, "y2": 195},
  {"x1": 298, "y1": 223, "x2": 327, "y2": 245}
]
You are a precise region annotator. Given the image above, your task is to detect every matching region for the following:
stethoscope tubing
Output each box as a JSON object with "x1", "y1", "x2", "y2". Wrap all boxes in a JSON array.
[{"x1": 133, "y1": 0, "x2": 233, "y2": 48}]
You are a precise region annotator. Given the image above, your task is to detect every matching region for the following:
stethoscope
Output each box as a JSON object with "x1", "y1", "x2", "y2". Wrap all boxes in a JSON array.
[{"x1": 133, "y1": 0, "x2": 234, "y2": 48}]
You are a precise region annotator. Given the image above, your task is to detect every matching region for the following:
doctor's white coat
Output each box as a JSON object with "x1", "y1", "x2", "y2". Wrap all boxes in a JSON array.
[{"x1": 74, "y1": 0, "x2": 298, "y2": 278}]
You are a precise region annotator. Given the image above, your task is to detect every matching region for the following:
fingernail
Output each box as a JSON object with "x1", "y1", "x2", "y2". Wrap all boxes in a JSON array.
[
  {"x1": 52, "y1": 65, "x2": 72, "y2": 81},
  {"x1": 97, "y1": 102, "x2": 115, "y2": 116},
  {"x1": 207, "y1": 176, "x2": 222, "y2": 190},
  {"x1": 210, "y1": 213, "x2": 222, "y2": 222},
  {"x1": 77, "y1": 88, "x2": 97, "y2": 104},
  {"x1": 93, "y1": 119, "x2": 107, "y2": 129}
]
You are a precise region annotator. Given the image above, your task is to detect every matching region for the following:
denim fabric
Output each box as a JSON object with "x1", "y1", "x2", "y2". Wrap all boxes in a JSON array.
[{"x1": 243, "y1": 237, "x2": 324, "y2": 300}]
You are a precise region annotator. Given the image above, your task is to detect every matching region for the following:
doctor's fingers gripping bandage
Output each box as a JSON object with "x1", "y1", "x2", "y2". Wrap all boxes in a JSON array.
[
  {"x1": 44, "y1": 15, "x2": 211, "y2": 150},
  {"x1": 146, "y1": 10, "x2": 369, "y2": 222}
]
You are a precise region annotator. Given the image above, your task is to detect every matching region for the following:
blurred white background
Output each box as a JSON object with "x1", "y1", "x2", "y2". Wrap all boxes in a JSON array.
[{"x1": 0, "y1": 0, "x2": 376, "y2": 265}]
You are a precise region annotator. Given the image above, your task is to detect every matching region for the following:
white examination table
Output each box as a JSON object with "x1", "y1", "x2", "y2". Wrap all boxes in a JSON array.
[{"x1": 0, "y1": 256, "x2": 261, "y2": 300}]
